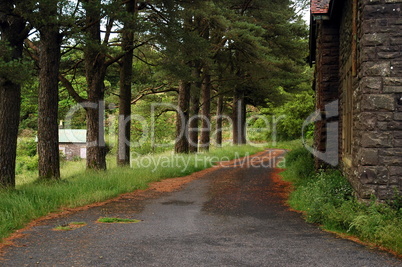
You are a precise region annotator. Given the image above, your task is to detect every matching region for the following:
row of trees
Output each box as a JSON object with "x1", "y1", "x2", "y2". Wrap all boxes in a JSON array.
[{"x1": 0, "y1": 0, "x2": 309, "y2": 188}]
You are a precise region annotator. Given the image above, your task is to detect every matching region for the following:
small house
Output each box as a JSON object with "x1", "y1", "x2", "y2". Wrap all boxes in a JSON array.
[
  {"x1": 310, "y1": 0, "x2": 402, "y2": 200},
  {"x1": 58, "y1": 129, "x2": 87, "y2": 160}
]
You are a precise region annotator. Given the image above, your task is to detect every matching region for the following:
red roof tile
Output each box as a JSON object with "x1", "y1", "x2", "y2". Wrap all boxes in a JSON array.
[{"x1": 311, "y1": 0, "x2": 331, "y2": 14}]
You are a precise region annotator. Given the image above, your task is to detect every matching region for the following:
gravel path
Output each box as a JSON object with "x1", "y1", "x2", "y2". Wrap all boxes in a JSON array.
[{"x1": 1, "y1": 149, "x2": 402, "y2": 266}]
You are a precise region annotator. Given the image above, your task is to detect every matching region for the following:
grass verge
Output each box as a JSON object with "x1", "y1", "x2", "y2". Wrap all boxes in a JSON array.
[
  {"x1": 0, "y1": 145, "x2": 263, "y2": 242},
  {"x1": 281, "y1": 147, "x2": 402, "y2": 255},
  {"x1": 266, "y1": 139, "x2": 309, "y2": 151}
]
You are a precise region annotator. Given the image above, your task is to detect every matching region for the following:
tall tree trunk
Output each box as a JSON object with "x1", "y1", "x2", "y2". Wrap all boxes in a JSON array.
[
  {"x1": 37, "y1": 1, "x2": 62, "y2": 179},
  {"x1": 83, "y1": 0, "x2": 107, "y2": 170},
  {"x1": 199, "y1": 68, "x2": 211, "y2": 152},
  {"x1": 0, "y1": 83, "x2": 20, "y2": 188},
  {"x1": 117, "y1": 0, "x2": 136, "y2": 166},
  {"x1": 215, "y1": 95, "x2": 224, "y2": 147},
  {"x1": 0, "y1": 3, "x2": 27, "y2": 188},
  {"x1": 232, "y1": 88, "x2": 246, "y2": 145},
  {"x1": 175, "y1": 80, "x2": 191, "y2": 154},
  {"x1": 188, "y1": 63, "x2": 202, "y2": 153},
  {"x1": 86, "y1": 103, "x2": 106, "y2": 170}
]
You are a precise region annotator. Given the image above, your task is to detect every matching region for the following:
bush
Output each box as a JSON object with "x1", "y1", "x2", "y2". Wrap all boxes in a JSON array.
[
  {"x1": 16, "y1": 155, "x2": 38, "y2": 174},
  {"x1": 289, "y1": 170, "x2": 354, "y2": 224},
  {"x1": 282, "y1": 147, "x2": 402, "y2": 254},
  {"x1": 281, "y1": 147, "x2": 314, "y2": 183},
  {"x1": 263, "y1": 91, "x2": 315, "y2": 141},
  {"x1": 17, "y1": 138, "x2": 37, "y2": 157}
]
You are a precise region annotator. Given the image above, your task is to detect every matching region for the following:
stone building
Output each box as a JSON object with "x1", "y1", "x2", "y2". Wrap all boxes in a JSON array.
[
  {"x1": 58, "y1": 129, "x2": 87, "y2": 160},
  {"x1": 310, "y1": 0, "x2": 402, "y2": 200}
]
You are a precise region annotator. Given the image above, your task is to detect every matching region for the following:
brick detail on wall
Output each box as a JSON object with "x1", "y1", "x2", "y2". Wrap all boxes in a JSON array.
[
  {"x1": 313, "y1": 0, "x2": 402, "y2": 200},
  {"x1": 314, "y1": 20, "x2": 340, "y2": 169},
  {"x1": 342, "y1": 0, "x2": 402, "y2": 200}
]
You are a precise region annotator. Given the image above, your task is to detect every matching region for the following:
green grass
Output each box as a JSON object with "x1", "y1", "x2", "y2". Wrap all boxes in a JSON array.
[
  {"x1": 266, "y1": 139, "x2": 307, "y2": 151},
  {"x1": 53, "y1": 222, "x2": 87, "y2": 231},
  {"x1": 70, "y1": 221, "x2": 86, "y2": 225},
  {"x1": 97, "y1": 217, "x2": 140, "y2": 223},
  {"x1": 54, "y1": 226, "x2": 73, "y2": 231},
  {"x1": 281, "y1": 147, "x2": 402, "y2": 255},
  {"x1": 0, "y1": 145, "x2": 263, "y2": 242}
]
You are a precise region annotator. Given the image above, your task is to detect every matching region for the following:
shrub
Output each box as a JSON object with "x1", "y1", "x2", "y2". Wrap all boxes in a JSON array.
[
  {"x1": 17, "y1": 138, "x2": 37, "y2": 157},
  {"x1": 282, "y1": 147, "x2": 402, "y2": 254},
  {"x1": 16, "y1": 155, "x2": 38, "y2": 174},
  {"x1": 281, "y1": 147, "x2": 314, "y2": 183},
  {"x1": 263, "y1": 91, "x2": 315, "y2": 141}
]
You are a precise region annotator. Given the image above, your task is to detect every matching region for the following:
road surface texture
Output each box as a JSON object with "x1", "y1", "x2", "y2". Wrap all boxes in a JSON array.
[{"x1": 1, "y1": 149, "x2": 402, "y2": 266}]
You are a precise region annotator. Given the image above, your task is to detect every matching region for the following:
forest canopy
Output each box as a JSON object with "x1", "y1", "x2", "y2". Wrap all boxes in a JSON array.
[{"x1": 0, "y1": 0, "x2": 313, "y2": 188}]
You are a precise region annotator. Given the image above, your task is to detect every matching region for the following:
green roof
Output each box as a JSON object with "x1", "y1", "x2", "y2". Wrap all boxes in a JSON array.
[{"x1": 59, "y1": 129, "x2": 86, "y2": 143}]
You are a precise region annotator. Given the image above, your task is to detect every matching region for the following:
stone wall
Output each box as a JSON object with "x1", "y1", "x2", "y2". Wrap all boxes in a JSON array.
[
  {"x1": 314, "y1": 19, "x2": 340, "y2": 169},
  {"x1": 314, "y1": 0, "x2": 402, "y2": 200},
  {"x1": 59, "y1": 144, "x2": 86, "y2": 160},
  {"x1": 339, "y1": 0, "x2": 359, "y2": 193},
  {"x1": 343, "y1": 0, "x2": 402, "y2": 200}
]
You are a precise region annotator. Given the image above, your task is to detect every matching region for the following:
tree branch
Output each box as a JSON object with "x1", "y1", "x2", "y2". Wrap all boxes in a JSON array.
[
  {"x1": 58, "y1": 74, "x2": 87, "y2": 104},
  {"x1": 24, "y1": 39, "x2": 39, "y2": 61},
  {"x1": 131, "y1": 85, "x2": 178, "y2": 104},
  {"x1": 105, "y1": 40, "x2": 152, "y2": 67},
  {"x1": 103, "y1": 17, "x2": 115, "y2": 45},
  {"x1": 155, "y1": 108, "x2": 177, "y2": 119}
]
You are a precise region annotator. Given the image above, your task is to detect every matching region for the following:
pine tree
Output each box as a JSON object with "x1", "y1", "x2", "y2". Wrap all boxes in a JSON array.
[
  {"x1": 0, "y1": 1, "x2": 30, "y2": 188},
  {"x1": 211, "y1": 0, "x2": 308, "y2": 144},
  {"x1": 199, "y1": 66, "x2": 211, "y2": 151},
  {"x1": 36, "y1": 0, "x2": 62, "y2": 179},
  {"x1": 117, "y1": 0, "x2": 136, "y2": 166},
  {"x1": 59, "y1": 0, "x2": 129, "y2": 170}
]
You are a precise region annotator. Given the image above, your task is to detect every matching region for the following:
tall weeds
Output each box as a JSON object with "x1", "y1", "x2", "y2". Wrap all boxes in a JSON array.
[{"x1": 281, "y1": 148, "x2": 402, "y2": 255}]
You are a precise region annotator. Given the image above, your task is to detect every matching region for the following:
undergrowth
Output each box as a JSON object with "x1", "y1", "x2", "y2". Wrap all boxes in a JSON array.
[
  {"x1": 266, "y1": 139, "x2": 312, "y2": 151},
  {"x1": 281, "y1": 148, "x2": 402, "y2": 255},
  {"x1": 0, "y1": 145, "x2": 263, "y2": 242}
]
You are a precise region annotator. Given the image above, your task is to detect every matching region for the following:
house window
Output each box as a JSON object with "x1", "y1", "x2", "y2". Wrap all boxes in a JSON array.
[
  {"x1": 80, "y1": 147, "x2": 87, "y2": 159},
  {"x1": 342, "y1": 57, "x2": 353, "y2": 161}
]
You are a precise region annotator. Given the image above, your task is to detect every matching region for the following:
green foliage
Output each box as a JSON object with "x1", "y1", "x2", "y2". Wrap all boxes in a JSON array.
[
  {"x1": 267, "y1": 139, "x2": 310, "y2": 151},
  {"x1": 262, "y1": 90, "x2": 315, "y2": 141},
  {"x1": 281, "y1": 147, "x2": 314, "y2": 183},
  {"x1": 0, "y1": 42, "x2": 34, "y2": 85},
  {"x1": 289, "y1": 170, "x2": 354, "y2": 223},
  {"x1": 15, "y1": 156, "x2": 39, "y2": 175},
  {"x1": 282, "y1": 147, "x2": 402, "y2": 255},
  {"x1": 20, "y1": 82, "x2": 39, "y2": 131},
  {"x1": 17, "y1": 138, "x2": 37, "y2": 157},
  {"x1": 15, "y1": 138, "x2": 38, "y2": 175}
]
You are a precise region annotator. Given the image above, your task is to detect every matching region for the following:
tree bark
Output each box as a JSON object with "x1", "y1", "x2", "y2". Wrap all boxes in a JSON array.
[
  {"x1": 83, "y1": 0, "x2": 107, "y2": 170},
  {"x1": 199, "y1": 68, "x2": 211, "y2": 152},
  {"x1": 37, "y1": 1, "x2": 62, "y2": 179},
  {"x1": 215, "y1": 95, "x2": 224, "y2": 147},
  {"x1": 232, "y1": 88, "x2": 246, "y2": 145},
  {"x1": 0, "y1": 3, "x2": 27, "y2": 188},
  {"x1": 188, "y1": 63, "x2": 202, "y2": 153},
  {"x1": 86, "y1": 105, "x2": 107, "y2": 170},
  {"x1": 117, "y1": 0, "x2": 136, "y2": 166},
  {"x1": 175, "y1": 80, "x2": 191, "y2": 154}
]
